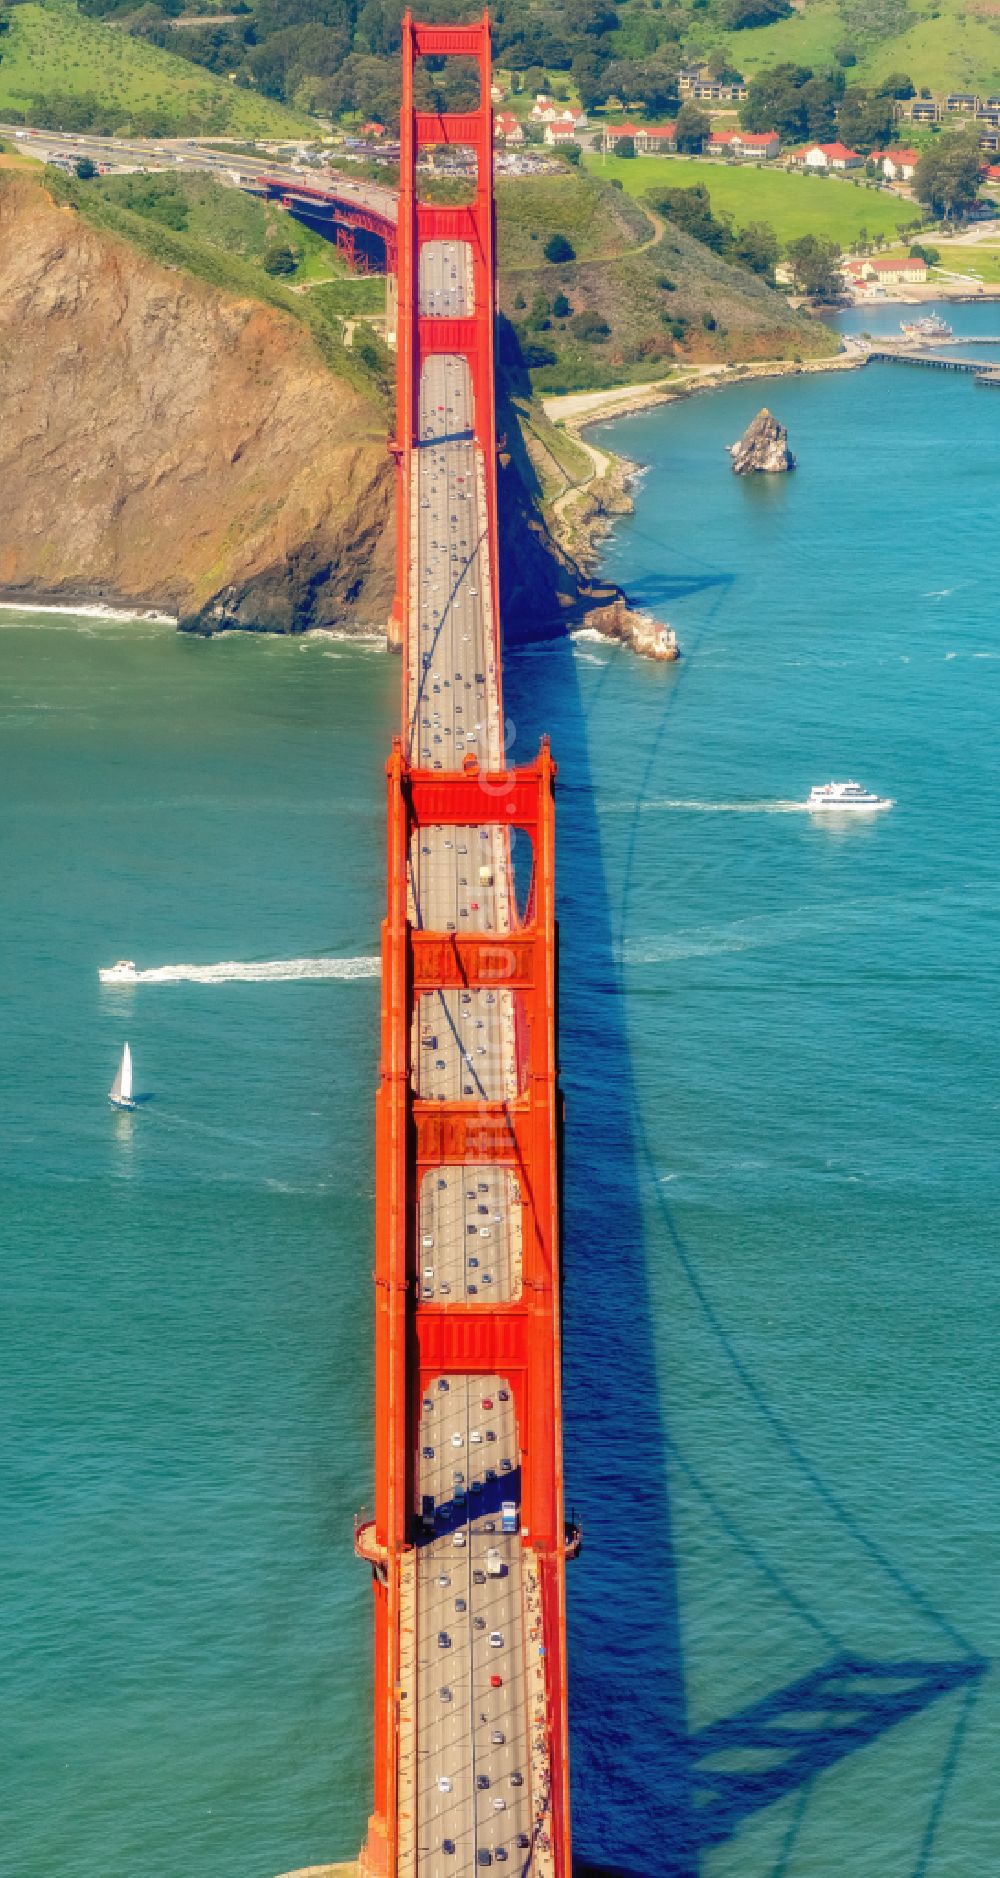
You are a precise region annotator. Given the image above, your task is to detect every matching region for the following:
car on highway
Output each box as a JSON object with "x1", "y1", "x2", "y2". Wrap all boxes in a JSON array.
[
  {"x1": 438, "y1": 1776, "x2": 452, "y2": 1792},
  {"x1": 489, "y1": 1631, "x2": 504, "y2": 1648}
]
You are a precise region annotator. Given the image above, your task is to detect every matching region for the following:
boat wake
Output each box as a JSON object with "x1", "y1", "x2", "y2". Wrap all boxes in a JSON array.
[
  {"x1": 103, "y1": 956, "x2": 380, "y2": 986},
  {"x1": 602, "y1": 797, "x2": 809, "y2": 815}
]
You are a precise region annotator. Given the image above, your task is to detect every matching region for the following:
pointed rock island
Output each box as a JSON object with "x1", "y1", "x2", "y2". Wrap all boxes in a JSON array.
[{"x1": 730, "y1": 408, "x2": 796, "y2": 475}]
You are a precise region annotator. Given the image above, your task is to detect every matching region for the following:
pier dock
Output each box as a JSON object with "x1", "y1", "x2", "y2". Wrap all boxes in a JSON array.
[{"x1": 862, "y1": 343, "x2": 1000, "y2": 384}]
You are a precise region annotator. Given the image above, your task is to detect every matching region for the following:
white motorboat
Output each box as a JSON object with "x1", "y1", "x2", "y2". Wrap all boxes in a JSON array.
[
  {"x1": 807, "y1": 780, "x2": 894, "y2": 813},
  {"x1": 109, "y1": 1041, "x2": 136, "y2": 1110},
  {"x1": 100, "y1": 958, "x2": 138, "y2": 983}
]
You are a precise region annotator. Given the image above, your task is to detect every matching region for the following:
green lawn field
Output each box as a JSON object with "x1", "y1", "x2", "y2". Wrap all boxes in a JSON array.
[
  {"x1": 0, "y1": 0, "x2": 310, "y2": 136},
  {"x1": 585, "y1": 154, "x2": 923, "y2": 249}
]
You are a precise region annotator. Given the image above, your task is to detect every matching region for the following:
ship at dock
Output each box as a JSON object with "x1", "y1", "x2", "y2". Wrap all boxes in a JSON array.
[{"x1": 900, "y1": 312, "x2": 954, "y2": 344}]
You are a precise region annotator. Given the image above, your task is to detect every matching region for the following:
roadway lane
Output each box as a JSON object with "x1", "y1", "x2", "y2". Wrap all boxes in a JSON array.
[{"x1": 407, "y1": 236, "x2": 552, "y2": 1877}]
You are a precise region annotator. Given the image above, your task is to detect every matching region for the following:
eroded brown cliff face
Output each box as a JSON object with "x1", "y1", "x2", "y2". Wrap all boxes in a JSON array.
[{"x1": 0, "y1": 171, "x2": 395, "y2": 631}]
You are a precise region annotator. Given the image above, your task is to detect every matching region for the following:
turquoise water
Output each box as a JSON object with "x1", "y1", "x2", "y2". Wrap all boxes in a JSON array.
[{"x1": 4, "y1": 320, "x2": 999, "y2": 1877}]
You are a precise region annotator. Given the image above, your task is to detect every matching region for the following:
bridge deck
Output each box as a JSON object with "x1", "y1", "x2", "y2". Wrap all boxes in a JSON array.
[{"x1": 405, "y1": 235, "x2": 550, "y2": 1878}]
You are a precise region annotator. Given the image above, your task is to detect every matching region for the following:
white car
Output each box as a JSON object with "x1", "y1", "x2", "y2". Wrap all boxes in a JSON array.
[
  {"x1": 489, "y1": 1631, "x2": 503, "y2": 1648},
  {"x1": 470, "y1": 1429, "x2": 483, "y2": 1445},
  {"x1": 452, "y1": 1531, "x2": 466, "y2": 1548},
  {"x1": 451, "y1": 1432, "x2": 464, "y2": 1448},
  {"x1": 438, "y1": 1776, "x2": 453, "y2": 1793}
]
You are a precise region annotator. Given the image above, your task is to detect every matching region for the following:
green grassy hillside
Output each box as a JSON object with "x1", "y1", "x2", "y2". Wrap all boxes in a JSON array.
[
  {"x1": 495, "y1": 168, "x2": 836, "y2": 395},
  {"x1": 585, "y1": 155, "x2": 922, "y2": 249},
  {"x1": 716, "y1": 0, "x2": 1000, "y2": 94},
  {"x1": 0, "y1": 0, "x2": 312, "y2": 135}
]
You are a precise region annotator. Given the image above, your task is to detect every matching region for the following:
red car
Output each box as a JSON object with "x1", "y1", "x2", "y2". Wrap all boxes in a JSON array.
[{"x1": 490, "y1": 1673, "x2": 503, "y2": 1688}]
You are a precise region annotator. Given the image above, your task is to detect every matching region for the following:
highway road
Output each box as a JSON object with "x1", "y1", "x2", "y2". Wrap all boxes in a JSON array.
[
  {"x1": 0, "y1": 123, "x2": 398, "y2": 225},
  {"x1": 405, "y1": 237, "x2": 551, "y2": 1876}
]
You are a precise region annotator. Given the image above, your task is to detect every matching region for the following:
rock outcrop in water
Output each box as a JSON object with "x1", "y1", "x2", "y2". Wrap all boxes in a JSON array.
[
  {"x1": 584, "y1": 595, "x2": 680, "y2": 661},
  {"x1": 730, "y1": 407, "x2": 796, "y2": 475}
]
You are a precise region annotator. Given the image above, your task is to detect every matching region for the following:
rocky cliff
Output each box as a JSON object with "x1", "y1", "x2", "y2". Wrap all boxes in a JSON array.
[
  {"x1": 730, "y1": 407, "x2": 796, "y2": 475},
  {"x1": 0, "y1": 168, "x2": 592, "y2": 638},
  {"x1": 0, "y1": 168, "x2": 396, "y2": 631}
]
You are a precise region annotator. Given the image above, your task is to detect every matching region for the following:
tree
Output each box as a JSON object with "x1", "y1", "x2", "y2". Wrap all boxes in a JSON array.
[
  {"x1": 675, "y1": 101, "x2": 710, "y2": 152},
  {"x1": 741, "y1": 62, "x2": 814, "y2": 138},
  {"x1": 731, "y1": 218, "x2": 779, "y2": 278},
  {"x1": 615, "y1": 134, "x2": 636, "y2": 157},
  {"x1": 552, "y1": 291, "x2": 571, "y2": 317},
  {"x1": 914, "y1": 134, "x2": 982, "y2": 219},
  {"x1": 838, "y1": 86, "x2": 895, "y2": 152},
  {"x1": 707, "y1": 49, "x2": 744, "y2": 82},
  {"x1": 559, "y1": 142, "x2": 582, "y2": 165},
  {"x1": 544, "y1": 233, "x2": 576, "y2": 262},
  {"x1": 800, "y1": 71, "x2": 843, "y2": 140},
  {"x1": 263, "y1": 243, "x2": 298, "y2": 275},
  {"x1": 877, "y1": 70, "x2": 915, "y2": 100},
  {"x1": 75, "y1": 156, "x2": 97, "y2": 179},
  {"x1": 909, "y1": 242, "x2": 940, "y2": 265},
  {"x1": 571, "y1": 49, "x2": 608, "y2": 113},
  {"x1": 728, "y1": 0, "x2": 792, "y2": 29},
  {"x1": 569, "y1": 310, "x2": 610, "y2": 340},
  {"x1": 653, "y1": 183, "x2": 729, "y2": 253},
  {"x1": 785, "y1": 232, "x2": 842, "y2": 299}
]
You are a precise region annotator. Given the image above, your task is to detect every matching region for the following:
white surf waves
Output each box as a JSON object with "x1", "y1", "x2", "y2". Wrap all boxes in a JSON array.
[{"x1": 102, "y1": 956, "x2": 380, "y2": 986}]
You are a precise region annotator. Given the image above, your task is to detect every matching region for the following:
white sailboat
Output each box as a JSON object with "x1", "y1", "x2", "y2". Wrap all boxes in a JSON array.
[{"x1": 109, "y1": 1041, "x2": 136, "y2": 1110}]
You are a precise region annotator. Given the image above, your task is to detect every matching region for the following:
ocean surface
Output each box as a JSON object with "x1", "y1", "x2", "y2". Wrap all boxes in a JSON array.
[{"x1": 4, "y1": 307, "x2": 999, "y2": 1878}]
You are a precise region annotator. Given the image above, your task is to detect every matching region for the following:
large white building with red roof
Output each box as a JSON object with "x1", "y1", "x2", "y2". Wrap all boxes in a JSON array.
[
  {"x1": 871, "y1": 146, "x2": 920, "y2": 181},
  {"x1": 793, "y1": 141, "x2": 865, "y2": 171},
  {"x1": 708, "y1": 127, "x2": 780, "y2": 159}
]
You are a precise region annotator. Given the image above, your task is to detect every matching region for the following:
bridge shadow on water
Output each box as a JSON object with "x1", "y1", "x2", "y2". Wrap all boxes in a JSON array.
[{"x1": 503, "y1": 620, "x2": 987, "y2": 1878}]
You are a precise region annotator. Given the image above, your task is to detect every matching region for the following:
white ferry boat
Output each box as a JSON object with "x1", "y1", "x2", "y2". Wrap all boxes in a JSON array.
[
  {"x1": 807, "y1": 781, "x2": 894, "y2": 813},
  {"x1": 100, "y1": 958, "x2": 138, "y2": 983}
]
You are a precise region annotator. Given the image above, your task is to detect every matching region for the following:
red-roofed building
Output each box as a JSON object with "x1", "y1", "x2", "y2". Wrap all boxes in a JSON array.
[
  {"x1": 794, "y1": 141, "x2": 864, "y2": 171},
  {"x1": 494, "y1": 111, "x2": 524, "y2": 145},
  {"x1": 708, "y1": 127, "x2": 780, "y2": 159},
  {"x1": 872, "y1": 146, "x2": 920, "y2": 181},
  {"x1": 634, "y1": 123, "x2": 677, "y2": 153},
  {"x1": 360, "y1": 120, "x2": 386, "y2": 138},
  {"x1": 983, "y1": 162, "x2": 1000, "y2": 184},
  {"x1": 544, "y1": 121, "x2": 580, "y2": 145},
  {"x1": 867, "y1": 255, "x2": 929, "y2": 283},
  {"x1": 844, "y1": 254, "x2": 929, "y2": 287},
  {"x1": 603, "y1": 123, "x2": 643, "y2": 152}
]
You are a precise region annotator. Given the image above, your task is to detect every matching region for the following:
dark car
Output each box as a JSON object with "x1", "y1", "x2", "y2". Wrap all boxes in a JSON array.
[
  {"x1": 477, "y1": 1774, "x2": 490, "y2": 1791},
  {"x1": 476, "y1": 1855, "x2": 492, "y2": 1870},
  {"x1": 438, "y1": 1631, "x2": 451, "y2": 1649},
  {"x1": 442, "y1": 1839, "x2": 455, "y2": 1856},
  {"x1": 510, "y1": 1771, "x2": 523, "y2": 1787}
]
